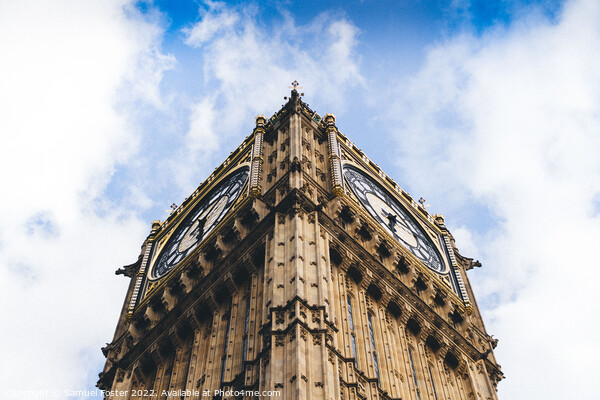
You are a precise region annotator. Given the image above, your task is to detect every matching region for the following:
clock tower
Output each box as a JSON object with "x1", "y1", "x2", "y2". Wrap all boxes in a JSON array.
[{"x1": 99, "y1": 87, "x2": 502, "y2": 399}]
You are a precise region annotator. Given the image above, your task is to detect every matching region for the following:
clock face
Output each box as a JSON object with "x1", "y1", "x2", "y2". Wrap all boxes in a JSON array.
[
  {"x1": 344, "y1": 166, "x2": 445, "y2": 273},
  {"x1": 151, "y1": 167, "x2": 249, "y2": 279}
]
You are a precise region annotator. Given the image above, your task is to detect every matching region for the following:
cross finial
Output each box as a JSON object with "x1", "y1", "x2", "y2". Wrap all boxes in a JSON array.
[
  {"x1": 418, "y1": 197, "x2": 426, "y2": 206},
  {"x1": 289, "y1": 80, "x2": 302, "y2": 91},
  {"x1": 166, "y1": 203, "x2": 178, "y2": 214}
]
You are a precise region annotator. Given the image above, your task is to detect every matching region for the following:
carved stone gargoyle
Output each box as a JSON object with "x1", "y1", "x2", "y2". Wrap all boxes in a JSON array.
[{"x1": 115, "y1": 254, "x2": 143, "y2": 278}]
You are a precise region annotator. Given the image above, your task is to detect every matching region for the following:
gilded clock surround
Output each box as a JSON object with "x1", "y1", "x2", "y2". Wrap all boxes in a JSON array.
[
  {"x1": 343, "y1": 164, "x2": 447, "y2": 274},
  {"x1": 101, "y1": 87, "x2": 502, "y2": 399},
  {"x1": 148, "y1": 166, "x2": 250, "y2": 281}
]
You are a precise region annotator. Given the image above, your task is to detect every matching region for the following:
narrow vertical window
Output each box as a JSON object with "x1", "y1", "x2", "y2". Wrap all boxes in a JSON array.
[
  {"x1": 161, "y1": 353, "x2": 175, "y2": 400},
  {"x1": 220, "y1": 313, "x2": 231, "y2": 387},
  {"x1": 180, "y1": 345, "x2": 193, "y2": 400},
  {"x1": 164, "y1": 365, "x2": 173, "y2": 400},
  {"x1": 347, "y1": 296, "x2": 358, "y2": 366},
  {"x1": 408, "y1": 348, "x2": 421, "y2": 400},
  {"x1": 242, "y1": 296, "x2": 251, "y2": 369},
  {"x1": 146, "y1": 369, "x2": 157, "y2": 398},
  {"x1": 428, "y1": 365, "x2": 438, "y2": 400},
  {"x1": 367, "y1": 312, "x2": 380, "y2": 381}
]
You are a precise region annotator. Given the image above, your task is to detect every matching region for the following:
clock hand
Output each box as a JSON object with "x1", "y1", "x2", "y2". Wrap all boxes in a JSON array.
[
  {"x1": 385, "y1": 212, "x2": 397, "y2": 232},
  {"x1": 195, "y1": 217, "x2": 207, "y2": 239}
]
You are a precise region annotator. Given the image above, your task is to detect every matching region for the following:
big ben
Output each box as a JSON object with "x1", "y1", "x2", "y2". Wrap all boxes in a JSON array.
[{"x1": 99, "y1": 84, "x2": 503, "y2": 399}]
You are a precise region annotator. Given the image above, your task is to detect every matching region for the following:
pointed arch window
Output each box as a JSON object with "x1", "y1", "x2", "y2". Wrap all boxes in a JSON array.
[
  {"x1": 220, "y1": 312, "x2": 231, "y2": 387},
  {"x1": 241, "y1": 295, "x2": 251, "y2": 369},
  {"x1": 428, "y1": 365, "x2": 439, "y2": 400},
  {"x1": 367, "y1": 312, "x2": 380, "y2": 382},
  {"x1": 347, "y1": 295, "x2": 358, "y2": 366},
  {"x1": 408, "y1": 347, "x2": 421, "y2": 400},
  {"x1": 179, "y1": 338, "x2": 194, "y2": 399}
]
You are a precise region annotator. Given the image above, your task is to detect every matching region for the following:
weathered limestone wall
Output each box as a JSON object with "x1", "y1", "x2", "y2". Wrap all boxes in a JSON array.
[{"x1": 100, "y1": 91, "x2": 501, "y2": 400}]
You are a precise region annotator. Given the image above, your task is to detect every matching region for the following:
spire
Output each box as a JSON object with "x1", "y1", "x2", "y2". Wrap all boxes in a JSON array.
[{"x1": 283, "y1": 80, "x2": 304, "y2": 115}]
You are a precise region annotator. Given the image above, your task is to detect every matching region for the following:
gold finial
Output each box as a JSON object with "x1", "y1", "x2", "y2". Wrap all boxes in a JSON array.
[
  {"x1": 465, "y1": 304, "x2": 474, "y2": 315},
  {"x1": 324, "y1": 113, "x2": 336, "y2": 125},
  {"x1": 434, "y1": 214, "x2": 446, "y2": 229},
  {"x1": 255, "y1": 114, "x2": 266, "y2": 126}
]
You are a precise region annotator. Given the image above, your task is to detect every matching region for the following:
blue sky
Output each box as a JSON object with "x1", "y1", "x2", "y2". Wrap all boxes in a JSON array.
[
  {"x1": 1, "y1": 1, "x2": 599, "y2": 399},
  {"x1": 116, "y1": 0, "x2": 565, "y2": 231}
]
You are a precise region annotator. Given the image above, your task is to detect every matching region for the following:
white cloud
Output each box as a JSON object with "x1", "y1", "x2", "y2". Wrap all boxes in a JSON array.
[
  {"x1": 7, "y1": 1, "x2": 594, "y2": 398},
  {"x1": 450, "y1": 226, "x2": 480, "y2": 257},
  {"x1": 386, "y1": 0, "x2": 600, "y2": 398},
  {"x1": 0, "y1": 0, "x2": 172, "y2": 397},
  {"x1": 0, "y1": 3, "x2": 363, "y2": 394},
  {"x1": 185, "y1": 0, "x2": 240, "y2": 46},
  {"x1": 174, "y1": 2, "x2": 365, "y2": 191}
]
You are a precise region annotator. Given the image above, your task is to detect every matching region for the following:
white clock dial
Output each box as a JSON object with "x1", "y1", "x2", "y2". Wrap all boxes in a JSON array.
[
  {"x1": 344, "y1": 166, "x2": 445, "y2": 273},
  {"x1": 151, "y1": 167, "x2": 249, "y2": 279}
]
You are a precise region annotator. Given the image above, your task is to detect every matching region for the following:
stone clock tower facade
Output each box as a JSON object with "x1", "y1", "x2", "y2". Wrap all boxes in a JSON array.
[{"x1": 99, "y1": 87, "x2": 503, "y2": 399}]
